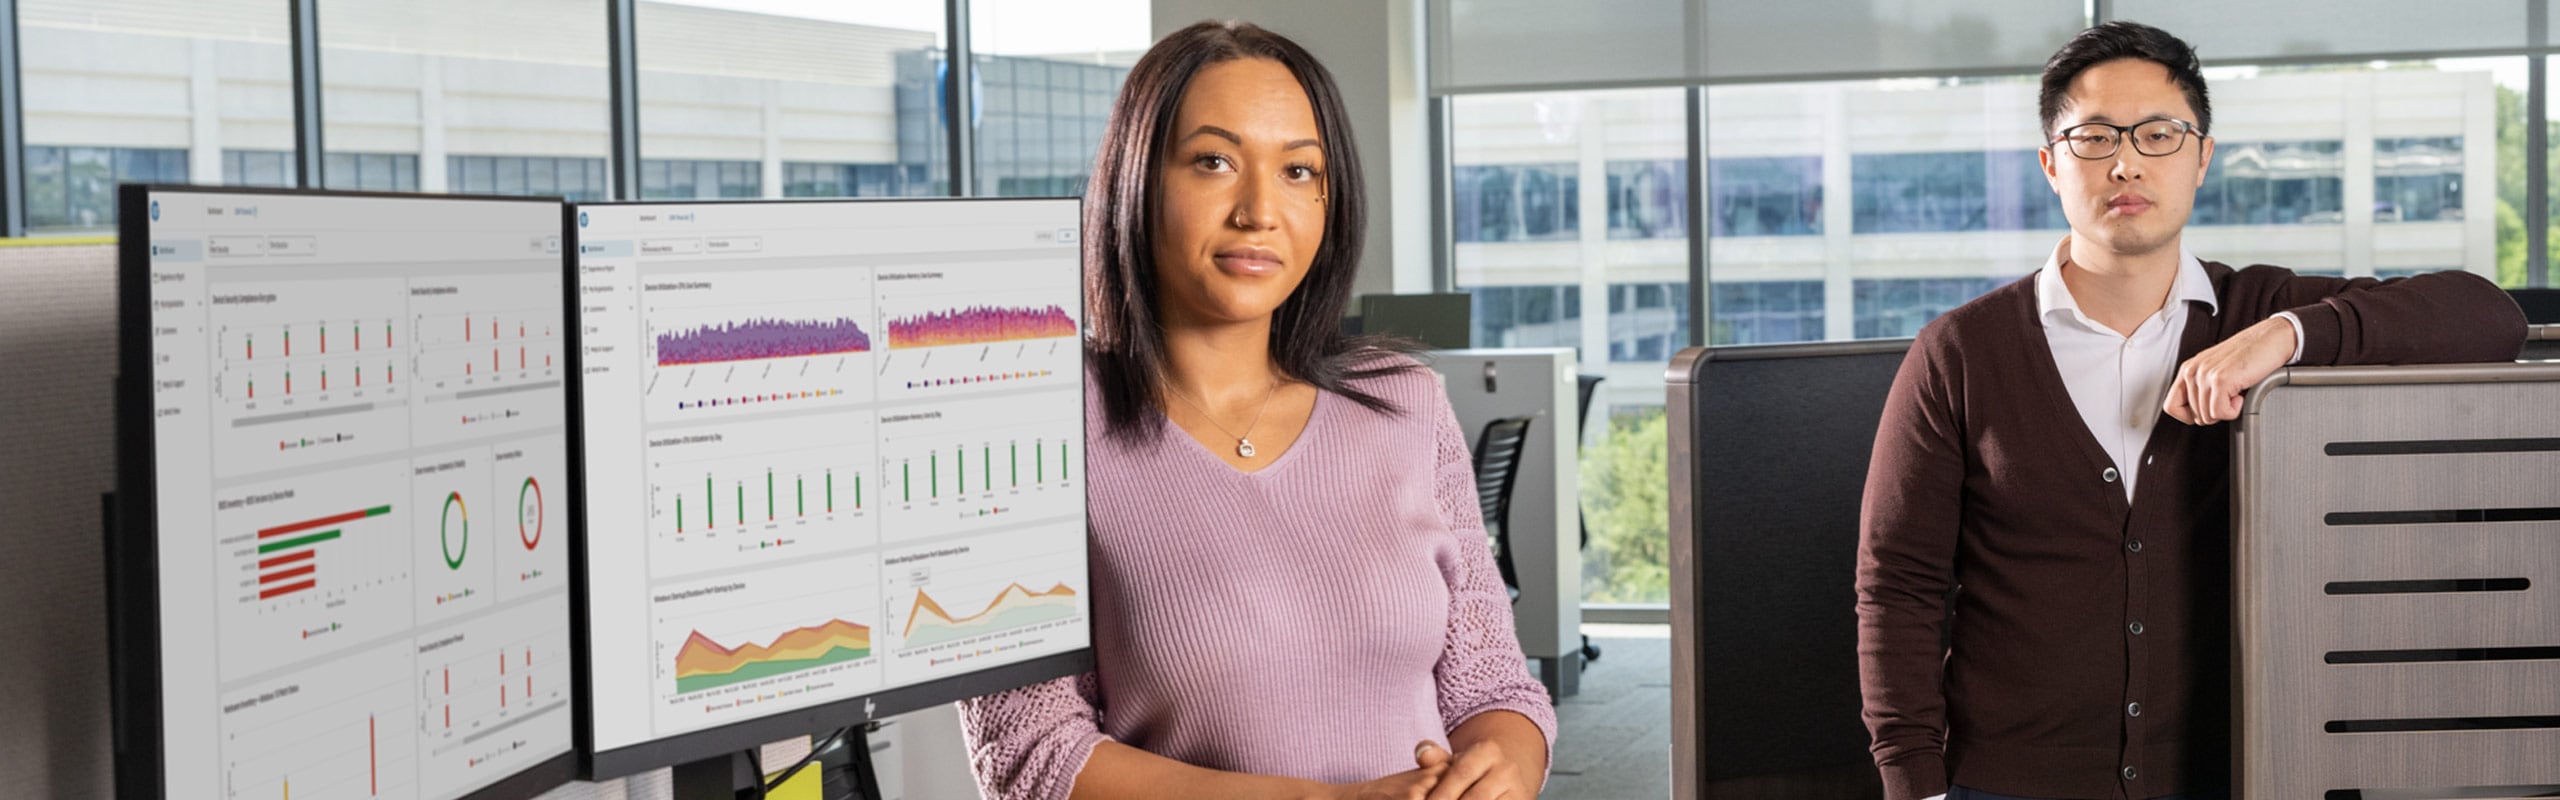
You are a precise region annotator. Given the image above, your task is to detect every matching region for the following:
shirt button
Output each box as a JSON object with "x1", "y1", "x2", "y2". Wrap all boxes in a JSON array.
[
  {"x1": 2127, "y1": 539, "x2": 2143, "y2": 553},
  {"x1": 2128, "y1": 620, "x2": 2145, "y2": 635},
  {"x1": 2102, "y1": 467, "x2": 2120, "y2": 483},
  {"x1": 2128, "y1": 701, "x2": 2143, "y2": 717},
  {"x1": 2123, "y1": 765, "x2": 2140, "y2": 781}
]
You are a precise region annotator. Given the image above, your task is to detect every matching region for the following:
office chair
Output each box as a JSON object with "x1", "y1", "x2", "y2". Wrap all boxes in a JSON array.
[
  {"x1": 1474, "y1": 415, "x2": 1535, "y2": 603},
  {"x1": 2512, "y1": 288, "x2": 2559, "y2": 325}
]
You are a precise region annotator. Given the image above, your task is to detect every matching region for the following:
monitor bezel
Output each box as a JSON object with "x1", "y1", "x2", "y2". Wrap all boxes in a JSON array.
[
  {"x1": 110, "y1": 183, "x2": 583, "y2": 800},
  {"x1": 562, "y1": 196, "x2": 1097, "y2": 781}
]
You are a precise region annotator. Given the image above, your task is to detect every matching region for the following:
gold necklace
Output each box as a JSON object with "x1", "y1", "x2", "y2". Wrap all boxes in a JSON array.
[{"x1": 1166, "y1": 378, "x2": 1281, "y2": 458}]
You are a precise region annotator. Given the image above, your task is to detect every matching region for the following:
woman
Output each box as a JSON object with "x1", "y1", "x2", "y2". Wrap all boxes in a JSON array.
[{"x1": 957, "y1": 19, "x2": 1555, "y2": 800}]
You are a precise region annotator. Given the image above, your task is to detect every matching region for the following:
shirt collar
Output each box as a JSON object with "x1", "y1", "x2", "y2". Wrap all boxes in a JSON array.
[{"x1": 2034, "y1": 235, "x2": 2219, "y2": 330}]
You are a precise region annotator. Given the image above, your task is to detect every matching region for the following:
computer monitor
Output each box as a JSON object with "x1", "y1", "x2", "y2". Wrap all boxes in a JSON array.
[
  {"x1": 1358, "y1": 292, "x2": 1472, "y2": 349},
  {"x1": 111, "y1": 186, "x2": 579, "y2": 800},
  {"x1": 568, "y1": 198, "x2": 1094, "y2": 778}
]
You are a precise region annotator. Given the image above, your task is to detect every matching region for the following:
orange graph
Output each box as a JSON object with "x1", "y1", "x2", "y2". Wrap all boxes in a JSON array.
[
  {"x1": 902, "y1": 582, "x2": 1079, "y2": 639},
  {"x1": 672, "y1": 619, "x2": 872, "y2": 693}
]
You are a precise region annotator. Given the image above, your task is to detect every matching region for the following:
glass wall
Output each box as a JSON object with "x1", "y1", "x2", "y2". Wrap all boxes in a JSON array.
[
  {"x1": 20, "y1": 0, "x2": 289, "y2": 233},
  {"x1": 638, "y1": 0, "x2": 945, "y2": 199},
  {"x1": 318, "y1": 0, "x2": 607, "y2": 197},
  {"x1": 1449, "y1": 89, "x2": 1687, "y2": 603},
  {"x1": 963, "y1": 0, "x2": 1145, "y2": 198}
]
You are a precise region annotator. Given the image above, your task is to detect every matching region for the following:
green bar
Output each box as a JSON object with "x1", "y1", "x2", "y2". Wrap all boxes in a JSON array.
[
  {"x1": 1061, "y1": 440, "x2": 1068, "y2": 481},
  {"x1": 957, "y1": 446, "x2": 965, "y2": 494},
  {"x1": 1037, "y1": 441, "x2": 1044, "y2": 482},
  {"x1": 736, "y1": 484, "x2": 744, "y2": 525},
  {"x1": 931, "y1": 453, "x2": 938, "y2": 498},
  {"x1": 827, "y1": 470, "x2": 834, "y2": 512},
  {"x1": 678, "y1": 497, "x2": 684, "y2": 533},
  {"x1": 902, "y1": 462, "x2": 909, "y2": 502},
  {"x1": 1011, "y1": 442, "x2": 1018, "y2": 486},
  {"x1": 707, "y1": 475, "x2": 715, "y2": 528},
  {"x1": 856, "y1": 474, "x2": 863, "y2": 508},
  {"x1": 258, "y1": 529, "x2": 341, "y2": 554},
  {"x1": 767, "y1": 470, "x2": 774, "y2": 521},
  {"x1": 797, "y1": 476, "x2": 803, "y2": 516},
  {"x1": 983, "y1": 446, "x2": 990, "y2": 490}
]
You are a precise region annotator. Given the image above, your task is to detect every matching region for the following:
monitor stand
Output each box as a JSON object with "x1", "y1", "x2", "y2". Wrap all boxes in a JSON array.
[{"x1": 670, "y1": 725, "x2": 884, "y2": 800}]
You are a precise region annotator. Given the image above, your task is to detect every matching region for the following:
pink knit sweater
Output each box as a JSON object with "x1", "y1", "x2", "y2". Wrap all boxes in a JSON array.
[{"x1": 955, "y1": 359, "x2": 1558, "y2": 800}]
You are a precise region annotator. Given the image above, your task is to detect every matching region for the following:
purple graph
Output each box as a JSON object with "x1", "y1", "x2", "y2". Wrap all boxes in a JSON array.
[
  {"x1": 656, "y1": 318, "x2": 873, "y2": 366},
  {"x1": 887, "y1": 305, "x2": 1077, "y2": 350}
]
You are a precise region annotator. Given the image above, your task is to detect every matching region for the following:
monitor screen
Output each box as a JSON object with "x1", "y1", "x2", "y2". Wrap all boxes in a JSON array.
[
  {"x1": 115, "y1": 186, "x2": 578, "y2": 800},
  {"x1": 570, "y1": 198, "x2": 1092, "y2": 776}
]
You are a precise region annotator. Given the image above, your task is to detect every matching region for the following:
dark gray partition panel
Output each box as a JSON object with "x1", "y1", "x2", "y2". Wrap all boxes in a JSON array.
[
  {"x1": 2232, "y1": 362, "x2": 2560, "y2": 797},
  {"x1": 2526, "y1": 323, "x2": 2560, "y2": 361},
  {"x1": 1666, "y1": 340, "x2": 1910, "y2": 800}
]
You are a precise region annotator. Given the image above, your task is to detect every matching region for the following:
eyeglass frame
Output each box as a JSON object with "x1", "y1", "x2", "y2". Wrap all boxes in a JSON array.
[{"x1": 2046, "y1": 117, "x2": 2204, "y2": 160}]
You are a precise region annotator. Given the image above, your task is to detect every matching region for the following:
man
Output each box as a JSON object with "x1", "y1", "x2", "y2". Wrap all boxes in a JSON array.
[{"x1": 1855, "y1": 21, "x2": 2525, "y2": 800}]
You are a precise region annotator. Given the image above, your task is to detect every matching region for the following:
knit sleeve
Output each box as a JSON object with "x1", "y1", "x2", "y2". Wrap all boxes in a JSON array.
[
  {"x1": 955, "y1": 671, "x2": 1113, "y2": 800},
  {"x1": 1426, "y1": 394, "x2": 1561, "y2": 756}
]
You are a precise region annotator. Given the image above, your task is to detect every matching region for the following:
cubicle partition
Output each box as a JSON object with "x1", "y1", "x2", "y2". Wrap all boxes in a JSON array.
[
  {"x1": 2233, "y1": 362, "x2": 2560, "y2": 797},
  {"x1": 2525, "y1": 323, "x2": 2559, "y2": 361},
  {"x1": 1666, "y1": 341, "x2": 1909, "y2": 800}
]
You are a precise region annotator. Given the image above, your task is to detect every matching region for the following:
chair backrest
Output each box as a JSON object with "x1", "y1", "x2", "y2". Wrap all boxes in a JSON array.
[
  {"x1": 1474, "y1": 414, "x2": 1535, "y2": 593},
  {"x1": 2511, "y1": 288, "x2": 2560, "y2": 324}
]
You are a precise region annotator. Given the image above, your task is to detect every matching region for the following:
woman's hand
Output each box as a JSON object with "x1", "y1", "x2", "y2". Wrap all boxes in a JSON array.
[
  {"x1": 1413, "y1": 738, "x2": 1540, "y2": 800},
  {"x1": 1324, "y1": 744, "x2": 1448, "y2": 800}
]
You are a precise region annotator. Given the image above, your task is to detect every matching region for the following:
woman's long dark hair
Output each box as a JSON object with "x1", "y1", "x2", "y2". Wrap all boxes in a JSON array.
[{"x1": 1084, "y1": 19, "x2": 1419, "y2": 443}]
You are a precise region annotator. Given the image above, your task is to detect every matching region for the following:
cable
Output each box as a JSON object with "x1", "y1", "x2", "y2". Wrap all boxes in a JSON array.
[{"x1": 761, "y1": 726, "x2": 851, "y2": 797}]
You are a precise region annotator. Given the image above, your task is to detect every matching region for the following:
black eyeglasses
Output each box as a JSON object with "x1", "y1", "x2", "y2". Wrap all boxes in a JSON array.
[{"x1": 2048, "y1": 118, "x2": 2201, "y2": 160}]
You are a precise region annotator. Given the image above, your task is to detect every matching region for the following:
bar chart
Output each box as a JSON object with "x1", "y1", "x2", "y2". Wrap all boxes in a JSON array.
[
  {"x1": 215, "y1": 462, "x2": 416, "y2": 679},
  {"x1": 218, "y1": 641, "x2": 419, "y2": 800},
  {"x1": 644, "y1": 411, "x2": 881, "y2": 574},
  {"x1": 640, "y1": 266, "x2": 878, "y2": 422},
  {"x1": 876, "y1": 391, "x2": 1081, "y2": 543}
]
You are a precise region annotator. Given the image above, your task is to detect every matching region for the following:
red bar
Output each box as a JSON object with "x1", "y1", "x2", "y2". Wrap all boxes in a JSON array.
[
  {"x1": 444, "y1": 705, "x2": 450, "y2": 728},
  {"x1": 519, "y1": 347, "x2": 525, "y2": 369},
  {"x1": 525, "y1": 675, "x2": 531, "y2": 698},
  {"x1": 466, "y1": 316, "x2": 472, "y2": 341},
  {"x1": 259, "y1": 579, "x2": 315, "y2": 599},
  {"x1": 369, "y1": 715, "x2": 377, "y2": 796},
  {"x1": 525, "y1": 648, "x2": 532, "y2": 666},
  {"x1": 444, "y1": 669, "x2": 449, "y2": 695},
  {"x1": 257, "y1": 550, "x2": 314, "y2": 569},
  {"x1": 501, "y1": 684, "x2": 507, "y2": 707},
  {"x1": 492, "y1": 349, "x2": 499, "y2": 372},
  {"x1": 259, "y1": 564, "x2": 317, "y2": 584},
  {"x1": 321, "y1": 329, "x2": 327, "y2": 354},
  {"x1": 259, "y1": 508, "x2": 374, "y2": 539}
]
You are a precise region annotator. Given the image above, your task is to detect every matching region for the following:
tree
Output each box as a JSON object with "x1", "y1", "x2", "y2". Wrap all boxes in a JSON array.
[{"x1": 1579, "y1": 409, "x2": 1671, "y2": 603}]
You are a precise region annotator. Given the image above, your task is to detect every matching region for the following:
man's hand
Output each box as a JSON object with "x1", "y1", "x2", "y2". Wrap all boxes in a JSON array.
[
  {"x1": 1414, "y1": 738, "x2": 1539, "y2": 800},
  {"x1": 2164, "y1": 316, "x2": 2297, "y2": 426}
]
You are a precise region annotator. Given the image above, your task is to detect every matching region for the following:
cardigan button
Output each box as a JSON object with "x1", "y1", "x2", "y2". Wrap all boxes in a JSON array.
[
  {"x1": 2102, "y1": 467, "x2": 2120, "y2": 483},
  {"x1": 2123, "y1": 765, "x2": 2140, "y2": 781},
  {"x1": 2128, "y1": 701, "x2": 2143, "y2": 717},
  {"x1": 2127, "y1": 539, "x2": 2143, "y2": 553},
  {"x1": 2128, "y1": 620, "x2": 2145, "y2": 635}
]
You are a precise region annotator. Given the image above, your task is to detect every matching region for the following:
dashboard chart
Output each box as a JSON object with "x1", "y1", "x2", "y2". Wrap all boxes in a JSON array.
[
  {"x1": 136, "y1": 188, "x2": 573, "y2": 800},
  {"x1": 577, "y1": 200, "x2": 1092, "y2": 759}
]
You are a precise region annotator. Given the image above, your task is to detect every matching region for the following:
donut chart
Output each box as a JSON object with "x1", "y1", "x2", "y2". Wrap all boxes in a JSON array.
[
  {"x1": 440, "y1": 491, "x2": 469, "y2": 570},
  {"x1": 518, "y1": 477, "x2": 544, "y2": 550}
]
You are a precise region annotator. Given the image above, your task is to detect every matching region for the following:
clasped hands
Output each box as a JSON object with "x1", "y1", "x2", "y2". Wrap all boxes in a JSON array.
[{"x1": 1323, "y1": 738, "x2": 1538, "y2": 800}]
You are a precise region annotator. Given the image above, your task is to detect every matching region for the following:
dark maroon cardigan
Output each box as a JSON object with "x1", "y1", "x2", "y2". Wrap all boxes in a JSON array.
[{"x1": 1855, "y1": 263, "x2": 2526, "y2": 800}]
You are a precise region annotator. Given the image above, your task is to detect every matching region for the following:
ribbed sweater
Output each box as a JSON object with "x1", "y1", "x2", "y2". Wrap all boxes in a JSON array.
[{"x1": 955, "y1": 358, "x2": 1559, "y2": 800}]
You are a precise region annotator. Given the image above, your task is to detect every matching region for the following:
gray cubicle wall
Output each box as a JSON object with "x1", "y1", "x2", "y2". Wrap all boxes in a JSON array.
[
  {"x1": 1666, "y1": 340, "x2": 1910, "y2": 800},
  {"x1": 2233, "y1": 363, "x2": 2560, "y2": 797}
]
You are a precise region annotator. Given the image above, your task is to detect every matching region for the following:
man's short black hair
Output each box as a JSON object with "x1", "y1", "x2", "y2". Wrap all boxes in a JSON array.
[{"x1": 2038, "y1": 21, "x2": 2211, "y2": 140}]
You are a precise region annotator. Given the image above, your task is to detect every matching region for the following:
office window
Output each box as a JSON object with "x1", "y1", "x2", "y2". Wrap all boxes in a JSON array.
[
  {"x1": 1708, "y1": 280, "x2": 1824, "y2": 345},
  {"x1": 21, "y1": 0, "x2": 283, "y2": 232},
  {"x1": 783, "y1": 163, "x2": 911, "y2": 197},
  {"x1": 1852, "y1": 150, "x2": 2065, "y2": 233},
  {"x1": 449, "y1": 156, "x2": 609, "y2": 202},
  {"x1": 2375, "y1": 137, "x2": 2463, "y2": 223},
  {"x1": 319, "y1": 0, "x2": 607, "y2": 195},
  {"x1": 1468, "y1": 284, "x2": 1581, "y2": 350},
  {"x1": 1710, "y1": 156, "x2": 1821, "y2": 237},
  {"x1": 223, "y1": 150, "x2": 296, "y2": 188},
  {"x1": 1607, "y1": 282, "x2": 1690, "y2": 363},
  {"x1": 1456, "y1": 164, "x2": 1581, "y2": 243},
  {"x1": 641, "y1": 159, "x2": 761, "y2": 200},
  {"x1": 644, "y1": 1, "x2": 945, "y2": 199},
  {"x1": 1451, "y1": 89, "x2": 1686, "y2": 604},
  {"x1": 2192, "y1": 141, "x2": 2345, "y2": 226},
  {"x1": 322, "y1": 153, "x2": 419, "y2": 193},
  {"x1": 1854, "y1": 277, "x2": 2006, "y2": 339},
  {"x1": 965, "y1": 0, "x2": 1145, "y2": 197},
  {"x1": 1608, "y1": 159, "x2": 1688, "y2": 240},
  {"x1": 23, "y1": 146, "x2": 186, "y2": 232}
]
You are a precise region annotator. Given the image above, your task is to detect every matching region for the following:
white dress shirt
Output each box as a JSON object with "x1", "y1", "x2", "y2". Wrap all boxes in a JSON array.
[{"x1": 2033, "y1": 236, "x2": 2300, "y2": 502}]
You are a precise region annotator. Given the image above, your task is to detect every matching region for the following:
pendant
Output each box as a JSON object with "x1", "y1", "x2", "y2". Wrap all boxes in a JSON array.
[{"x1": 1237, "y1": 438, "x2": 1257, "y2": 458}]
